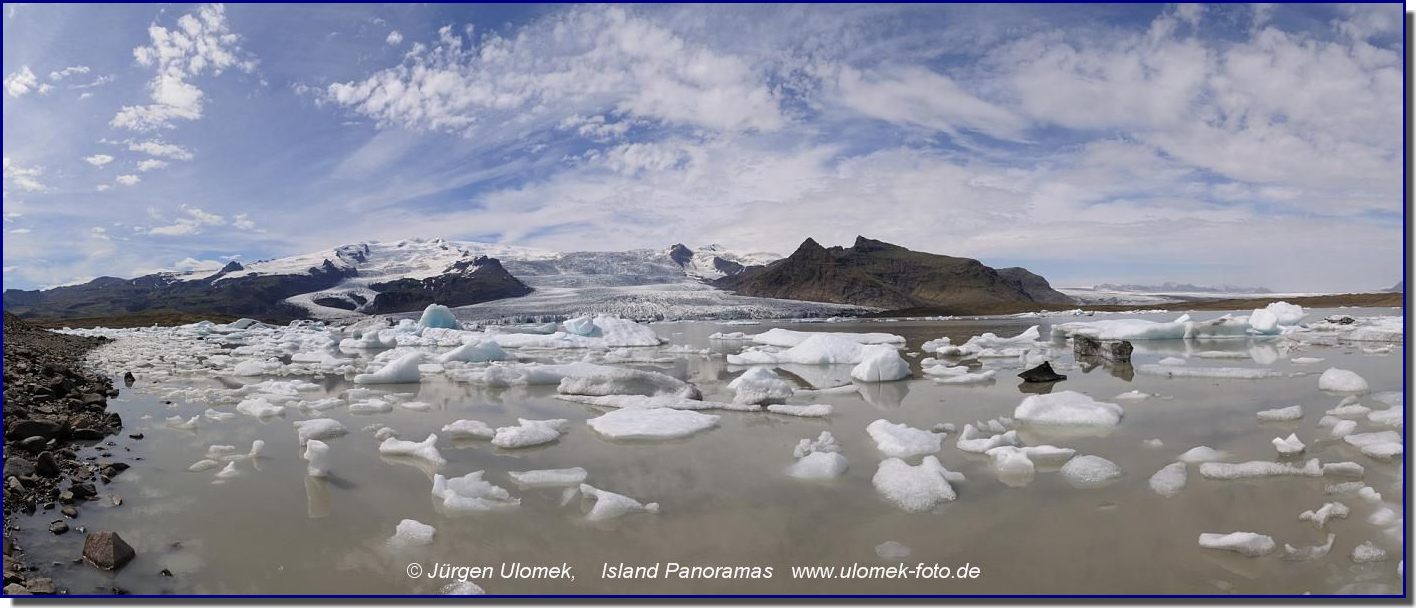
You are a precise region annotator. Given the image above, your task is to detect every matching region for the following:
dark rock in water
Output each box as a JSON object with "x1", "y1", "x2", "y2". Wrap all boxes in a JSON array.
[
  {"x1": 57, "y1": 491, "x2": 75, "y2": 504},
  {"x1": 1324, "y1": 315, "x2": 1356, "y2": 325},
  {"x1": 122, "y1": 372, "x2": 136, "y2": 387},
  {"x1": 6, "y1": 420, "x2": 61, "y2": 441},
  {"x1": 127, "y1": 433, "x2": 143, "y2": 440},
  {"x1": 69, "y1": 483, "x2": 97, "y2": 500},
  {"x1": 82, "y1": 531, "x2": 136, "y2": 571},
  {"x1": 18, "y1": 436, "x2": 48, "y2": 453},
  {"x1": 34, "y1": 452, "x2": 60, "y2": 478},
  {"x1": 1018, "y1": 362, "x2": 1067, "y2": 383},
  {"x1": 79, "y1": 393, "x2": 106, "y2": 406},
  {"x1": 1017, "y1": 380, "x2": 1059, "y2": 395},
  {"x1": 24, "y1": 577, "x2": 55, "y2": 594},
  {"x1": 61, "y1": 506, "x2": 77, "y2": 518},
  {"x1": 48, "y1": 520, "x2": 69, "y2": 535},
  {"x1": 159, "y1": 568, "x2": 173, "y2": 577},
  {"x1": 1072, "y1": 336, "x2": 1133, "y2": 363},
  {"x1": 70, "y1": 428, "x2": 105, "y2": 440}
]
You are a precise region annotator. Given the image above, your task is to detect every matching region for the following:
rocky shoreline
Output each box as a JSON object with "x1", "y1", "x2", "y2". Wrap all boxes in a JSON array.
[{"x1": 3, "y1": 312, "x2": 132, "y2": 595}]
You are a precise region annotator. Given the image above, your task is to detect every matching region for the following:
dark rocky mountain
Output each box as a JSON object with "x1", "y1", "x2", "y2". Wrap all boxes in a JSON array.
[
  {"x1": 715, "y1": 236, "x2": 1073, "y2": 312},
  {"x1": 1386, "y1": 281, "x2": 1403, "y2": 293},
  {"x1": 362, "y1": 256, "x2": 532, "y2": 314}
]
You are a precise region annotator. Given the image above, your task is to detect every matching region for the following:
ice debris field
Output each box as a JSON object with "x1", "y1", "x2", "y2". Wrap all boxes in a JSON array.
[{"x1": 56, "y1": 301, "x2": 1406, "y2": 594}]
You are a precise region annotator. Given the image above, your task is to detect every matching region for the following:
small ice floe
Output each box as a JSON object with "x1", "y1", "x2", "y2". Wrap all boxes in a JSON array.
[
  {"x1": 388, "y1": 518, "x2": 437, "y2": 547},
  {"x1": 203, "y1": 408, "x2": 237, "y2": 422},
  {"x1": 1357, "y1": 486, "x2": 1383, "y2": 503},
  {"x1": 417, "y1": 304, "x2": 460, "y2": 329},
  {"x1": 1157, "y1": 357, "x2": 1186, "y2": 366},
  {"x1": 399, "y1": 401, "x2": 432, "y2": 412},
  {"x1": 728, "y1": 367, "x2": 793, "y2": 405},
  {"x1": 1200, "y1": 459, "x2": 1322, "y2": 480},
  {"x1": 224, "y1": 440, "x2": 265, "y2": 462},
  {"x1": 1289, "y1": 357, "x2": 1324, "y2": 364},
  {"x1": 1318, "y1": 368, "x2": 1369, "y2": 393},
  {"x1": 440, "y1": 419, "x2": 495, "y2": 440},
  {"x1": 1256, "y1": 405, "x2": 1302, "y2": 422},
  {"x1": 875, "y1": 541, "x2": 912, "y2": 560},
  {"x1": 922, "y1": 362, "x2": 996, "y2": 384},
  {"x1": 557, "y1": 366, "x2": 701, "y2": 400},
  {"x1": 1115, "y1": 390, "x2": 1155, "y2": 401},
  {"x1": 492, "y1": 418, "x2": 569, "y2": 448},
  {"x1": 437, "y1": 340, "x2": 508, "y2": 364},
  {"x1": 187, "y1": 459, "x2": 221, "y2": 472},
  {"x1": 588, "y1": 408, "x2": 718, "y2": 441},
  {"x1": 872, "y1": 456, "x2": 961, "y2": 512},
  {"x1": 1177, "y1": 446, "x2": 1227, "y2": 463},
  {"x1": 727, "y1": 334, "x2": 873, "y2": 366},
  {"x1": 866, "y1": 419, "x2": 941, "y2": 458},
  {"x1": 1013, "y1": 391, "x2": 1123, "y2": 428},
  {"x1": 985, "y1": 446, "x2": 1035, "y2": 485},
  {"x1": 1326, "y1": 403, "x2": 1371, "y2": 418},
  {"x1": 235, "y1": 397, "x2": 285, "y2": 418},
  {"x1": 786, "y1": 431, "x2": 848, "y2": 480},
  {"x1": 1283, "y1": 534, "x2": 1335, "y2": 561},
  {"x1": 166, "y1": 415, "x2": 200, "y2": 430},
  {"x1": 374, "y1": 426, "x2": 399, "y2": 441},
  {"x1": 766, "y1": 403, "x2": 832, "y2": 417},
  {"x1": 1351, "y1": 541, "x2": 1388, "y2": 564},
  {"x1": 379, "y1": 434, "x2": 446, "y2": 465},
  {"x1": 354, "y1": 352, "x2": 424, "y2": 384},
  {"x1": 1367, "y1": 407, "x2": 1402, "y2": 429},
  {"x1": 1136, "y1": 365, "x2": 1281, "y2": 380},
  {"x1": 214, "y1": 461, "x2": 241, "y2": 480},
  {"x1": 749, "y1": 328, "x2": 905, "y2": 348},
  {"x1": 1148, "y1": 462, "x2": 1187, "y2": 497},
  {"x1": 1368, "y1": 506, "x2": 1398, "y2": 527},
  {"x1": 1143, "y1": 438, "x2": 1165, "y2": 448},
  {"x1": 303, "y1": 440, "x2": 330, "y2": 477},
  {"x1": 293, "y1": 418, "x2": 347, "y2": 444},
  {"x1": 441, "y1": 581, "x2": 486, "y2": 595},
  {"x1": 1298, "y1": 501, "x2": 1349, "y2": 528},
  {"x1": 431, "y1": 472, "x2": 519, "y2": 512},
  {"x1": 1198, "y1": 532, "x2": 1276, "y2": 557},
  {"x1": 1059, "y1": 455, "x2": 1121, "y2": 488},
  {"x1": 955, "y1": 425, "x2": 1018, "y2": 454},
  {"x1": 1343, "y1": 431, "x2": 1402, "y2": 460},
  {"x1": 1272, "y1": 433, "x2": 1306, "y2": 455},
  {"x1": 508, "y1": 468, "x2": 588, "y2": 488},
  {"x1": 1321, "y1": 462, "x2": 1365, "y2": 478},
  {"x1": 850, "y1": 346, "x2": 910, "y2": 382},
  {"x1": 579, "y1": 484, "x2": 658, "y2": 521}
]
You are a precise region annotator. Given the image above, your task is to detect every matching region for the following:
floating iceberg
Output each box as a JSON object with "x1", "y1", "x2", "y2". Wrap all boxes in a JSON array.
[
  {"x1": 354, "y1": 351, "x2": 424, "y2": 384},
  {"x1": 728, "y1": 367, "x2": 794, "y2": 405},
  {"x1": 508, "y1": 467, "x2": 588, "y2": 488},
  {"x1": 1060, "y1": 455, "x2": 1121, "y2": 488},
  {"x1": 1352, "y1": 541, "x2": 1389, "y2": 564},
  {"x1": 1256, "y1": 405, "x2": 1303, "y2": 422},
  {"x1": 437, "y1": 340, "x2": 509, "y2": 363},
  {"x1": 431, "y1": 471, "x2": 519, "y2": 512},
  {"x1": 1318, "y1": 368, "x2": 1369, "y2": 393},
  {"x1": 872, "y1": 456, "x2": 960, "y2": 512},
  {"x1": 786, "y1": 432, "x2": 848, "y2": 480},
  {"x1": 557, "y1": 367, "x2": 701, "y2": 399},
  {"x1": 766, "y1": 403, "x2": 832, "y2": 417},
  {"x1": 1272, "y1": 433, "x2": 1306, "y2": 455},
  {"x1": 1137, "y1": 365, "x2": 1282, "y2": 380},
  {"x1": 1199, "y1": 532, "x2": 1276, "y2": 557},
  {"x1": 1013, "y1": 391, "x2": 1123, "y2": 428},
  {"x1": 441, "y1": 419, "x2": 495, "y2": 440},
  {"x1": 850, "y1": 345, "x2": 911, "y2": 382},
  {"x1": 923, "y1": 362, "x2": 997, "y2": 384},
  {"x1": 1299, "y1": 501, "x2": 1349, "y2": 528},
  {"x1": 418, "y1": 304, "x2": 460, "y2": 329},
  {"x1": 956, "y1": 425, "x2": 1018, "y2": 454},
  {"x1": 389, "y1": 518, "x2": 436, "y2": 547},
  {"x1": 235, "y1": 398, "x2": 284, "y2": 418},
  {"x1": 749, "y1": 328, "x2": 904, "y2": 348},
  {"x1": 293, "y1": 418, "x2": 347, "y2": 445},
  {"x1": 379, "y1": 433, "x2": 446, "y2": 465},
  {"x1": 985, "y1": 446, "x2": 1036, "y2": 482},
  {"x1": 1200, "y1": 459, "x2": 1322, "y2": 480},
  {"x1": 1283, "y1": 534, "x2": 1335, "y2": 561},
  {"x1": 580, "y1": 484, "x2": 659, "y2": 521},
  {"x1": 303, "y1": 440, "x2": 330, "y2": 477},
  {"x1": 875, "y1": 541, "x2": 912, "y2": 560},
  {"x1": 727, "y1": 334, "x2": 868, "y2": 366},
  {"x1": 491, "y1": 418, "x2": 569, "y2": 448},
  {"x1": 1148, "y1": 462, "x2": 1187, "y2": 497},
  {"x1": 1343, "y1": 431, "x2": 1402, "y2": 460},
  {"x1": 587, "y1": 408, "x2": 718, "y2": 441},
  {"x1": 866, "y1": 419, "x2": 942, "y2": 458}
]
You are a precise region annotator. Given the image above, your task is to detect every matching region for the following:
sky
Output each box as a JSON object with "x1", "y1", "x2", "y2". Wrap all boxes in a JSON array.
[{"x1": 1, "y1": 3, "x2": 1405, "y2": 292}]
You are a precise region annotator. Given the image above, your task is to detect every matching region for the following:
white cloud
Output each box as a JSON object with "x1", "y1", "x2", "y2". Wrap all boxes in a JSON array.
[
  {"x1": 48, "y1": 65, "x2": 90, "y2": 81},
  {"x1": 95, "y1": 184, "x2": 111, "y2": 192},
  {"x1": 2, "y1": 157, "x2": 45, "y2": 193},
  {"x1": 9, "y1": 228, "x2": 32, "y2": 234},
  {"x1": 147, "y1": 204, "x2": 225, "y2": 236},
  {"x1": 84, "y1": 154, "x2": 115, "y2": 167},
  {"x1": 128, "y1": 140, "x2": 194, "y2": 160},
  {"x1": 385, "y1": 30, "x2": 403, "y2": 45},
  {"x1": 232, "y1": 213, "x2": 256, "y2": 230},
  {"x1": 830, "y1": 64, "x2": 1028, "y2": 140},
  {"x1": 90, "y1": 226, "x2": 109, "y2": 239},
  {"x1": 115, "y1": 174, "x2": 141, "y2": 186},
  {"x1": 112, "y1": 3, "x2": 257, "y2": 131},
  {"x1": 3, "y1": 66, "x2": 41, "y2": 97},
  {"x1": 136, "y1": 159, "x2": 168, "y2": 172},
  {"x1": 327, "y1": 7, "x2": 784, "y2": 136},
  {"x1": 171, "y1": 256, "x2": 224, "y2": 272}
]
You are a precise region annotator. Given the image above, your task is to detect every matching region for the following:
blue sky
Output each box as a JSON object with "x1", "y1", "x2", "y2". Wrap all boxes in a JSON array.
[{"x1": 1, "y1": 3, "x2": 1404, "y2": 292}]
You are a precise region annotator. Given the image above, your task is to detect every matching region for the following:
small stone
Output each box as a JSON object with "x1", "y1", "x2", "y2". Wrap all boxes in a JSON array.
[
  {"x1": 19, "y1": 436, "x2": 47, "y2": 453},
  {"x1": 127, "y1": 433, "x2": 143, "y2": 440},
  {"x1": 2, "y1": 458, "x2": 34, "y2": 479},
  {"x1": 69, "y1": 483, "x2": 97, "y2": 500},
  {"x1": 25, "y1": 577, "x2": 55, "y2": 594},
  {"x1": 48, "y1": 521, "x2": 69, "y2": 535},
  {"x1": 82, "y1": 531, "x2": 136, "y2": 571},
  {"x1": 57, "y1": 491, "x2": 75, "y2": 504},
  {"x1": 61, "y1": 506, "x2": 77, "y2": 518},
  {"x1": 110, "y1": 495, "x2": 122, "y2": 506},
  {"x1": 4, "y1": 583, "x2": 30, "y2": 595},
  {"x1": 34, "y1": 452, "x2": 60, "y2": 478},
  {"x1": 71, "y1": 428, "x2": 104, "y2": 440},
  {"x1": 1018, "y1": 361, "x2": 1067, "y2": 383},
  {"x1": 122, "y1": 372, "x2": 136, "y2": 387},
  {"x1": 159, "y1": 568, "x2": 173, "y2": 577}
]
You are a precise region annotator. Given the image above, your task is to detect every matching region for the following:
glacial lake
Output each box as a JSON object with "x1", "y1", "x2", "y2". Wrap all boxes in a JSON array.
[{"x1": 14, "y1": 308, "x2": 1404, "y2": 596}]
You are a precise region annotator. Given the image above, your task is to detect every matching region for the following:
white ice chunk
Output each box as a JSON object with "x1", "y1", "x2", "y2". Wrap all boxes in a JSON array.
[
  {"x1": 1178, "y1": 446, "x2": 1227, "y2": 463},
  {"x1": 1318, "y1": 368, "x2": 1369, "y2": 393},
  {"x1": 1283, "y1": 534, "x2": 1335, "y2": 561},
  {"x1": 728, "y1": 367, "x2": 794, "y2": 405},
  {"x1": 440, "y1": 419, "x2": 495, "y2": 440},
  {"x1": 1200, "y1": 459, "x2": 1323, "y2": 480},
  {"x1": 557, "y1": 367, "x2": 700, "y2": 399},
  {"x1": 850, "y1": 345, "x2": 911, "y2": 382},
  {"x1": 1157, "y1": 356, "x2": 1186, "y2": 366},
  {"x1": 203, "y1": 408, "x2": 236, "y2": 421},
  {"x1": 431, "y1": 471, "x2": 519, "y2": 512},
  {"x1": 354, "y1": 351, "x2": 424, "y2": 384},
  {"x1": 875, "y1": 541, "x2": 912, "y2": 560},
  {"x1": 1367, "y1": 408, "x2": 1403, "y2": 429},
  {"x1": 1148, "y1": 462, "x2": 1187, "y2": 497},
  {"x1": 418, "y1": 304, "x2": 460, "y2": 329},
  {"x1": 441, "y1": 581, "x2": 486, "y2": 595},
  {"x1": 726, "y1": 334, "x2": 868, "y2": 366},
  {"x1": 872, "y1": 456, "x2": 958, "y2": 512},
  {"x1": 766, "y1": 403, "x2": 833, "y2": 417},
  {"x1": 750, "y1": 328, "x2": 905, "y2": 348},
  {"x1": 1343, "y1": 431, "x2": 1403, "y2": 460},
  {"x1": 1322, "y1": 461, "x2": 1365, "y2": 477},
  {"x1": 508, "y1": 467, "x2": 588, "y2": 488},
  {"x1": 1352, "y1": 541, "x2": 1388, "y2": 563},
  {"x1": 866, "y1": 419, "x2": 942, "y2": 458},
  {"x1": 579, "y1": 484, "x2": 658, "y2": 521},
  {"x1": 379, "y1": 433, "x2": 446, "y2": 465},
  {"x1": 303, "y1": 439, "x2": 331, "y2": 477},
  {"x1": 235, "y1": 398, "x2": 284, "y2": 418},
  {"x1": 293, "y1": 418, "x2": 347, "y2": 445},
  {"x1": 587, "y1": 408, "x2": 718, "y2": 441},
  {"x1": 1199, "y1": 532, "x2": 1276, "y2": 557},
  {"x1": 1060, "y1": 455, "x2": 1121, "y2": 488},
  {"x1": 955, "y1": 425, "x2": 1019, "y2": 454},
  {"x1": 437, "y1": 340, "x2": 508, "y2": 363},
  {"x1": 1014, "y1": 391, "x2": 1123, "y2": 427},
  {"x1": 1299, "y1": 501, "x2": 1349, "y2": 528},
  {"x1": 389, "y1": 518, "x2": 436, "y2": 546},
  {"x1": 1272, "y1": 433, "x2": 1306, "y2": 455},
  {"x1": 1290, "y1": 357, "x2": 1324, "y2": 364},
  {"x1": 491, "y1": 418, "x2": 569, "y2": 448},
  {"x1": 166, "y1": 415, "x2": 200, "y2": 430},
  {"x1": 1256, "y1": 405, "x2": 1302, "y2": 422},
  {"x1": 187, "y1": 459, "x2": 221, "y2": 472}
]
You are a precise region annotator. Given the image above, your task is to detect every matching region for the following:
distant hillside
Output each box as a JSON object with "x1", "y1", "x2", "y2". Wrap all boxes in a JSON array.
[
  {"x1": 1094, "y1": 282, "x2": 1273, "y2": 294},
  {"x1": 1386, "y1": 281, "x2": 1404, "y2": 293},
  {"x1": 715, "y1": 236, "x2": 1073, "y2": 311}
]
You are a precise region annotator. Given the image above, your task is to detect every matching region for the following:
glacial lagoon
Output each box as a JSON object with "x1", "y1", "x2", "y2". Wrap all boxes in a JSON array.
[{"x1": 14, "y1": 308, "x2": 1404, "y2": 595}]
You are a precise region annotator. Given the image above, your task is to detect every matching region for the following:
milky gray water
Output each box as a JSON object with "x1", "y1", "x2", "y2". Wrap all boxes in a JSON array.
[{"x1": 13, "y1": 308, "x2": 1404, "y2": 596}]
